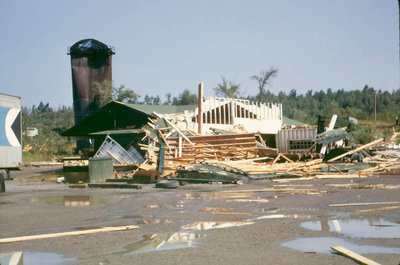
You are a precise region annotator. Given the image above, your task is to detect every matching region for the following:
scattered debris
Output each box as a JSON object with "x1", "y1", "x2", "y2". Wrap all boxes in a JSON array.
[
  {"x1": 0, "y1": 225, "x2": 138, "y2": 244},
  {"x1": 182, "y1": 221, "x2": 254, "y2": 231}
]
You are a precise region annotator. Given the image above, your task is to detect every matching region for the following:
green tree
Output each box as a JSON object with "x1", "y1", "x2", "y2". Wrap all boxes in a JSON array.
[
  {"x1": 112, "y1": 85, "x2": 140, "y2": 103},
  {"x1": 164, "y1": 93, "x2": 172, "y2": 105},
  {"x1": 213, "y1": 76, "x2": 240, "y2": 98},
  {"x1": 90, "y1": 80, "x2": 113, "y2": 107},
  {"x1": 172, "y1": 90, "x2": 198, "y2": 105},
  {"x1": 251, "y1": 66, "x2": 278, "y2": 102}
]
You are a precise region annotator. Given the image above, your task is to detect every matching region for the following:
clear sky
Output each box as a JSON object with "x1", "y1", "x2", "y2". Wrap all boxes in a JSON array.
[{"x1": 0, "y1": 0, "x2": 398, "y2": 108}]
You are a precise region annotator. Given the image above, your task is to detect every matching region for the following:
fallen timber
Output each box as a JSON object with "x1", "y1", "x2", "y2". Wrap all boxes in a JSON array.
[{"x1": 134, "y1": 115, "x2": 399, "y2": 184}]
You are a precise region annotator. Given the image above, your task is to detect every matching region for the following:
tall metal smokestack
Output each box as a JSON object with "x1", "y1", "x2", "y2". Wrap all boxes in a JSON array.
[{"x1": 68, "y1": 39, "x2": 114, "y2": 150}]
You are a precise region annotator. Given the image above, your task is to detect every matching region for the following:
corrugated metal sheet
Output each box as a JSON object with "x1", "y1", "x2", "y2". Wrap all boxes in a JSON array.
[{"x1": 276, "y1": 127, "x2": 317, "y2": 153}]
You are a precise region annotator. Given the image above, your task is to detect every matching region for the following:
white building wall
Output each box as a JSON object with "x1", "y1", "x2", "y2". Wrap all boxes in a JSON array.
[{"x1": 192, "y1": 97, "x2": 283, "y2": 135}]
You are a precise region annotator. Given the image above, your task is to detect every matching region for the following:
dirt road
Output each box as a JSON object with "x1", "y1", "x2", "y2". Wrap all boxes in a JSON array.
[{"x1": 0, "y1": 167, "x2": 399, "y2": 265}]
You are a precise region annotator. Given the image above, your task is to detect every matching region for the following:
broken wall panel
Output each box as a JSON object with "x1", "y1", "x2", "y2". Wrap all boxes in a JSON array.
[
  {"x1": 276, "y1": 127, "x2": 317, "y2": 153},
  {"x1": 94, "y1": 136, "x2": 144, "y2": 165}
]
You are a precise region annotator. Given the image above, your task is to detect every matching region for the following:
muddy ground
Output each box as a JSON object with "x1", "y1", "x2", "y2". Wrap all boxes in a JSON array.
[{"x1": 0, "y1": 166, "x2": 399, "y2": 265}]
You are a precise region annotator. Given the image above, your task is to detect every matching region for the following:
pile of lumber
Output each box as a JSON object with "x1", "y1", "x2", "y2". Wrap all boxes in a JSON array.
[
  {"x1": 137, "y1": 114, "x2": 399, "y2": 181},
  {"x1": 165, "y1": 133, "x2": 259, "y2": 164}
]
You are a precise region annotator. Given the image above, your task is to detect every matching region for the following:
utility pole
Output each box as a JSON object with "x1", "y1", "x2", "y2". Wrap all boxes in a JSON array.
[
  {"x1": 198, "y1": 82, "x2": 203, "y2": 135},
  {"x1": 372, "y1": 90, "x2": 381, "y2": 124},
  {"x1": 372, "y1": 91, "x2": 376, "y2": 124}
]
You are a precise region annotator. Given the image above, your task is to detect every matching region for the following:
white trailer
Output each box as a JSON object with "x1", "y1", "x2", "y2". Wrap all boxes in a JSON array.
[{"x1": 0, "y1": 93, "x2": 22, "y2": 178}]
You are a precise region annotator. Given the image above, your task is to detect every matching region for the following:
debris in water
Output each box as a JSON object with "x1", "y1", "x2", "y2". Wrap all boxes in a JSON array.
[
  {"x1": 301, "y1": 218, "x2": 400, "y2": 238},
  {"x1": 182, "y1": 221, "x2": 254, "y2": 231},
  {"x1": 282, "y1": 237, "x2": 400, "y2": 254}
]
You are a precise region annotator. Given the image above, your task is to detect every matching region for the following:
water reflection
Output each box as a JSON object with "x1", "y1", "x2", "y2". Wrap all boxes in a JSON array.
[
  {"x1": 301, "y1": 218, "x2": 400, "y2": 238},
  {"x1": 282, "y1": 237, "x2": 400, "y2": 254},
  {"x1": 91, "y1": 233, "x2": 205, "y2": 258},
  {"x1": 182, "y1": 221, "x2": 254, "y2": 231},
  {"x1": 24, "y1": 251, "x2": 75, "y2": 265},
  {"x1": 37, "y1": 195, "x2": 129, "y2": 207},
  {"x1": 178, "y1": 191, "x2": 268, "y2": 200},
  {"x1": 137, "y1": 219, "x2": 172, "y2": 224}
]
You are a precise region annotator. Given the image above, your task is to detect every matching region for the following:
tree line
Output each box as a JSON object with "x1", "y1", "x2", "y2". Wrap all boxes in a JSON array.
[
  {"x1": 89, "y1": 67, "x2": 399, "y2": 125},
  {"x1": 22, "y1": 67, "x2": 399, "y2": 159}
]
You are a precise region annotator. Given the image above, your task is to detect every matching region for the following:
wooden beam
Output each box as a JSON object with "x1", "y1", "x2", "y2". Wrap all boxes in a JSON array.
[
  {"x1": 356, "y1": 205, "x2": 400, "y2": 213},
  {"x1": 155, "y1": 115, "x2": 194, "y2": 146},
  {"x1": 198, "y1": 82, "x2": 203, "y2": 134},
  {"x1": 330, "y1": 246, "x2": 380, "y2": 265},
  {"x1": 0, "y1": 225, "x2": 139, "y2": 244},
  {"x1": 272, "y1": 154, "x2": 281, "y2": 164},
  {"x1": 330, "y1": 201, "x2": 400, "y2": 207},
  {"x1": 158, "y1": 129, "x2": 172, "y2": 152},
  {"x1": 320, "y1": 114, "x2": 337, "y2": 155},
  {"x1": 280, "y1": 153, "x2": 294, "y2": 163},
  {"x1": 328, "y1": 138, "x2": 383, "y2": 162}
]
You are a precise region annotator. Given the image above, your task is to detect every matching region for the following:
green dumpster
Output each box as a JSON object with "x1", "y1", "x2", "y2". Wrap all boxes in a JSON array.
[{"x1": 89, "y1": 157, "x2": 113, "y2": 183}]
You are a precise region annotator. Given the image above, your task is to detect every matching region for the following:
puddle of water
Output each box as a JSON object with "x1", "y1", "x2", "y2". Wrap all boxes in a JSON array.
[
  {"x1": 282, "y1": 237, "x2": 400, "y2": 254},
  {"x1": 256, "y1": 214, "x2": 312, "y2": 220},
  {"x1": 182, "y1": 221, "x2": 254, "y2": 231},
  {"x1": 122, "y1": 233, "x2": 205, "y2": 255},
  {"x1": 301, "y1": 218, "x2": 400, "y2": 238},
  {"x1": 90, "y1": 232, "x2": 205, "y2": 258},
  {"x1": 178, "y1": 191, "x2": 268, "y2": 200},
  {"x1": 36, "y1": 195, "x2": 129, "y2": 207},
  {"x1": 24, "y1": 251, "x2": 75, "y2": 265},
  {"x1": 137, "y1": 219, "x2": 172, "y2": 224},
  {"x1": 122, "y1": 215, "x2": 152, "y2": 219}
]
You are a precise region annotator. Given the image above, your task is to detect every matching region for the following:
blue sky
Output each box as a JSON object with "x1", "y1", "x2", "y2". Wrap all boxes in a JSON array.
[{"x1": 0, "y1": 0, "x2": 398, "y2": 108}]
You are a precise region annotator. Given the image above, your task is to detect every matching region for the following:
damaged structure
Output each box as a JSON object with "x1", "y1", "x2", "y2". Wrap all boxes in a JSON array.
[{"x1": 62, "y1": 86, "x2": 397, "y2": 186}]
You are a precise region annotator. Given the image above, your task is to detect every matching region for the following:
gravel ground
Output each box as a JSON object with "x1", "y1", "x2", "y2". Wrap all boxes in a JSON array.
[{"x1": 0, "y1": 166, "x2": 399, "y2": 265}]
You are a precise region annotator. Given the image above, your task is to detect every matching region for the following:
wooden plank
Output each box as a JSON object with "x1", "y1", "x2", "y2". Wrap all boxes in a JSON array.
[
  {"x1": 328, "y1": 138, "x2": 384, "y2": 162},
  {"x1": 0, "y1": 225, "x2": 139, "y2": 244},
  {"x1": 356, "y1": 205, "x2": 400, "y2": 213},
  {"x1": 314, "y1": 174, "x2": 362, "y2": 179},
  {"x1": 167, "y1": 137, "x2": 256, "y2": 146},
  {"x1": 169, "y1": 133, "x2": 256, "y2": 142},
  {"x1": 330, "y1": 201, "x2": 400, "y2": 207},
  {"x1": 280, "y1": 153, "x2": 294, "y2": 163},
  {"x1": 320, "y1": 114, "x2": 337, "y2": 154},
  {"x1": 169, "y1": 142, "x2": 257, "y2": 149},
  {"x1": 272, "y1": 154, "x2": 281, "y2": 164},
  {"x1": 154, "y1": 115, "x2": 194, "y2": 145},
  {"x1": 158, "y1": 129, "x2": 172, "y2": 152},
  {"x1": 330, "y1": 246, "x2": 380, "y2": 265}
]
